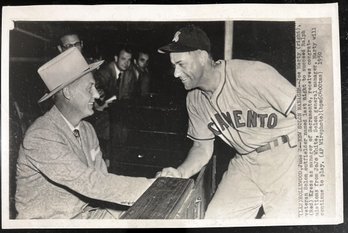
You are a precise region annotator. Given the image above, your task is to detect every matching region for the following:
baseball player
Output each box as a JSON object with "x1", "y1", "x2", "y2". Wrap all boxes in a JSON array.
[{"x1": 157, "y1": 25, "x2": 298, "y2": 219}]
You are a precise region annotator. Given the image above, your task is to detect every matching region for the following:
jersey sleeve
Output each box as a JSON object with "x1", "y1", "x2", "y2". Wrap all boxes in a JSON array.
[
  {"x1": 243, "y1": 61, "x2": 296, "y2": 116},
  {"x1": 186, "y1": 91, "x2": 215, "y2": 141}
]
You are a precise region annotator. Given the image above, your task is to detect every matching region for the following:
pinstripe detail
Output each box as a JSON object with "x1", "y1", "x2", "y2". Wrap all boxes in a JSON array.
[
  {"x1": 285, "y1": 96, "x2": 296, "y2": 116},
  {"x1": 187, "y1": 134, "x2": 215, "y2": 141}
]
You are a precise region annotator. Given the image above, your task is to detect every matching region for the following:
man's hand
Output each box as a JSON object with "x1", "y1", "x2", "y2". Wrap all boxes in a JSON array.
[
  {"x1": 94, "y1": 101, "x2": 109, "y2": 111},
  {"x1": 94, "y1": 95, "x2": 117, "y2": 111},
  {"x1": 156, "y1": 140, "x2": 214, "y2": 179},
  {"x1": 156, "y1": 167, "x2": 183, "y2": 178}
]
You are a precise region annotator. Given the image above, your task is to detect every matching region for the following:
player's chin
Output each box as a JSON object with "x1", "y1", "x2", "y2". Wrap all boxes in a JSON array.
[
  {"x1": 182, "y1": 82, "x2": 194, "y2": 90},
  {"x1": 180, "y1": 80, "x2": 191, "y2": 90}
]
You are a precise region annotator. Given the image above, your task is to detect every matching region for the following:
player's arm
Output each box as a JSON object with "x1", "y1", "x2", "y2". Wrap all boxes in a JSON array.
[{"x1": 158, "y1": 139, "x2": 214, "y2": 179}]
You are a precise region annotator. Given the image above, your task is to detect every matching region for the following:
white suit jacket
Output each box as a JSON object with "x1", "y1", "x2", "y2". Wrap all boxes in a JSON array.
[{"x1": 15, "y1": 105, "x2": 152, "y2": 219}]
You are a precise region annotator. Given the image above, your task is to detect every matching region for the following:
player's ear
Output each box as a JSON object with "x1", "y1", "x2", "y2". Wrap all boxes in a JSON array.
[{"x1": 198, "y1": 50, "x2": 208, "y2": 65}]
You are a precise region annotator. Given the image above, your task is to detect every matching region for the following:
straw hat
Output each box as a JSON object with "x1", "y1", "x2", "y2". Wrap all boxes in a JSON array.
[{"x1": 37, "y1": 47, "x2": 104, "y2": 103}]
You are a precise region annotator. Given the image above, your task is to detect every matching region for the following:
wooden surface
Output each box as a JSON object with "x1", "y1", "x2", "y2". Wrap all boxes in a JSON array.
[
  {"x1": 174, "y1": 155, "x2": 216, "y2": 219},
  {"x1": 120, "y1": 177, "x2": 194, "y2": 219}
]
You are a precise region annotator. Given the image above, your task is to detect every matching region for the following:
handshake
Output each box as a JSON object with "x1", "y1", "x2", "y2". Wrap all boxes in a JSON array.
[{"x1": 155, "y1": 167, "x2": 186, "y2": 178}]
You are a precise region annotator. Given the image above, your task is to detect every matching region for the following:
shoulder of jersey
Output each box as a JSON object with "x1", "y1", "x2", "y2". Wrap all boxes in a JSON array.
[{"x1": 186, "y1": 88, "x2": 205, "y2": 105}]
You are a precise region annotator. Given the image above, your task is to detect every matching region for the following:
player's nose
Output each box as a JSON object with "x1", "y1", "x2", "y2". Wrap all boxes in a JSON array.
[{"x1": 173, "y1": 67, "x2": 181, "y2": 78}]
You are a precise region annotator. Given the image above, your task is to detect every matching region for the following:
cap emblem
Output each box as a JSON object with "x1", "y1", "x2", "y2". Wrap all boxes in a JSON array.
[{"x1": 172, "y1": 31, "x2": 181, "y2": 42}]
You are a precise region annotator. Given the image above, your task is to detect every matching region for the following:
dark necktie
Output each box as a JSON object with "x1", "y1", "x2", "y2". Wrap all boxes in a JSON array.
[
  {"x1": 116, "y1": 72, "x2": 122, "y2": 88},
  {"x1": 115, "y1": 72, "x2": 122, "y2": 97}
]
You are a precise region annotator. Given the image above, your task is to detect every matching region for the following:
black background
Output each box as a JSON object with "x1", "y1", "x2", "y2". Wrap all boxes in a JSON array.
[{"x1": 1, "y1": 0, "x2": 347, "y2": 232}]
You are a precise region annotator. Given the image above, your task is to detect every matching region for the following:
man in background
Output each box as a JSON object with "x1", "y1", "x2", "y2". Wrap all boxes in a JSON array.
[
  {"x1": 57, "y1": 32, "x2": 102, "y2": 63},
  {"x1": 57, "y1": 33, "x2": 83, "y2": 53},
  {"x1": 133, "y1": 50, "x2": 151, "y2": 98},
  {"x1": 95, "y1": 46, "x2": 137, "y2": 104},
  {"x1": 93, "y1": 46, "x2": 138, "y2": 168}
]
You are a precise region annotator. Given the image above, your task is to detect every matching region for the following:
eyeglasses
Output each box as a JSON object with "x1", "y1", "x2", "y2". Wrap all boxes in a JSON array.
[
  {"x1": 139, "y1": 58, "x2": 149, "y2": 63},
  {"x1": 63, "y1": 41, "x2": 82, "y2": 49}
]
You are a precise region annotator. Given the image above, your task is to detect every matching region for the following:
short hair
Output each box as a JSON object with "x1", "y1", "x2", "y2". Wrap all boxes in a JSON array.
[
  {"x1": 116, "y1": 45, "x2": 134, "y2": 57},
  {"x1": 136, "y1": 49, "x2": 150, "y2": 60},
  {"x1": 57, "y1": 32, "x2": 80, "y2": 46}
]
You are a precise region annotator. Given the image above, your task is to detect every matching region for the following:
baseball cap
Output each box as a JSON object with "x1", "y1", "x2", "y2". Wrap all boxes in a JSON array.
[{"x1": 158, "y1": 25, "x2": 211, "y2": 53}]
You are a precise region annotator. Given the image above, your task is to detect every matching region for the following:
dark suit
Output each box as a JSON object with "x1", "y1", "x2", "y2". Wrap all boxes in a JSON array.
[
  {"x1": 92, "y1": 62, "x2": 137, "y2": 160},
  {"x1": 95, "y1": 61, "x2": 137, "y2": 101},
  {"x1": 133, "y1": 65, "x2": 151, "y2": 98}
]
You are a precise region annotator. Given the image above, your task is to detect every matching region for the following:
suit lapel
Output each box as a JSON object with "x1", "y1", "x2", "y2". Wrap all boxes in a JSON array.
[
  {"x1": 110, "y1": 62, "x2": 117, "y2": 80},
  {"x1": 110, "y1": 63, "x2": 119, "y2": 96},
  {"x1": 48, "y1": 106, "x2": 89, "y2": 165},
  {"x1": 79, "y1": 123, "x2": 94, "y2": 167}
]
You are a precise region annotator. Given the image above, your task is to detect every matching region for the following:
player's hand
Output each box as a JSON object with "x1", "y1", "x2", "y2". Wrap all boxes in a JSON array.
[{"x1": 155, "y1": 167, "x2": 183, "y2": 178}]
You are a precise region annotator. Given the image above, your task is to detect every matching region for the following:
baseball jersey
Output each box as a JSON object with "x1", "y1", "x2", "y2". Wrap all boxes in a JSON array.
[{"x1": 187, "y1": 59, "x2": 297, "y2": 155}]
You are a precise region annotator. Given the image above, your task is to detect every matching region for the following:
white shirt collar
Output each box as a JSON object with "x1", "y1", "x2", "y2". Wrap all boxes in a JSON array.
[
  {"x1": 59, "y1": 111, "x2": 80, "y2": 132},
  {"x1": 114, "y1": 62, "x2": 122, "y2": 79}
]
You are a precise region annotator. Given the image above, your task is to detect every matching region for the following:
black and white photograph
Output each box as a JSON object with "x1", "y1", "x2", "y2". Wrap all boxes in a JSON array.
[{"x1": 1, "y1": 4, "x2": 342, "y2": 228}]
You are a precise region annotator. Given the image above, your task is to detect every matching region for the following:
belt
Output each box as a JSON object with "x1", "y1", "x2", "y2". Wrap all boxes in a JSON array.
[{"x1": 255, "y1": 135, "x2": 289, "y2": 153}]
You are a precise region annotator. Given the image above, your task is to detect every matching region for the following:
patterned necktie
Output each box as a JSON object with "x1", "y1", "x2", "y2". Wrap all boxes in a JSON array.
[
  {"x1": 73, "y1": 129, "x2": 80, "y2": 138},
  {"x1": 73, "y1": 129, "x2": 82, "y2": 146}
]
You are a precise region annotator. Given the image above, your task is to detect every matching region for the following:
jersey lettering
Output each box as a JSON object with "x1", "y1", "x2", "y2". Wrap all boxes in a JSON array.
[
  {"x1": 267, "y1": 113, "x2": 278, "y2": 128},
  {"x1": 208, "y1": 110, "x2": 278, "y2": 134},
  {"x1": 247, "y1": 110, "x2": 257, "y2": 127},
  {"x1": 214, "y1": 113, "x2": 230, "y2": 130},
  {"x1": 221, "y1": 112, "x2": 235, "y2": 129},
  {"x1": 258, "y1": 114, "x2": 268, "y2": 128},
  {"x1": 207, "y1": 122, "x2": 222, "y2": 136},
  {"x1": 233, "y1": 110, "x2": 245, "y2": 128}
]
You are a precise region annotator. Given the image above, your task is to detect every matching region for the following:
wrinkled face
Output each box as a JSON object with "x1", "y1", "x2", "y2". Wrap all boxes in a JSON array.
[
  {"x1": 60, "y1": 34, "x2": 83, "y2": 52},
  {"x1": 116, "y1": 50, "x2": 132, "y2": 71},
  {"x1": 137, "y1": 53, "x2": 150, "y2": 69},
  {"x1": 170, "y1": 51, "x2": 204, "y2": 90},
  {"x1": 69, "y1": 73, "x2": 100, "y2": 118}
]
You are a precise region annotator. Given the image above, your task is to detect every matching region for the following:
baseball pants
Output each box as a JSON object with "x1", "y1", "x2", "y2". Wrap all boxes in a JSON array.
[{"x1": 205, "y1": 142, "x2": 298, "y2": 219}]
